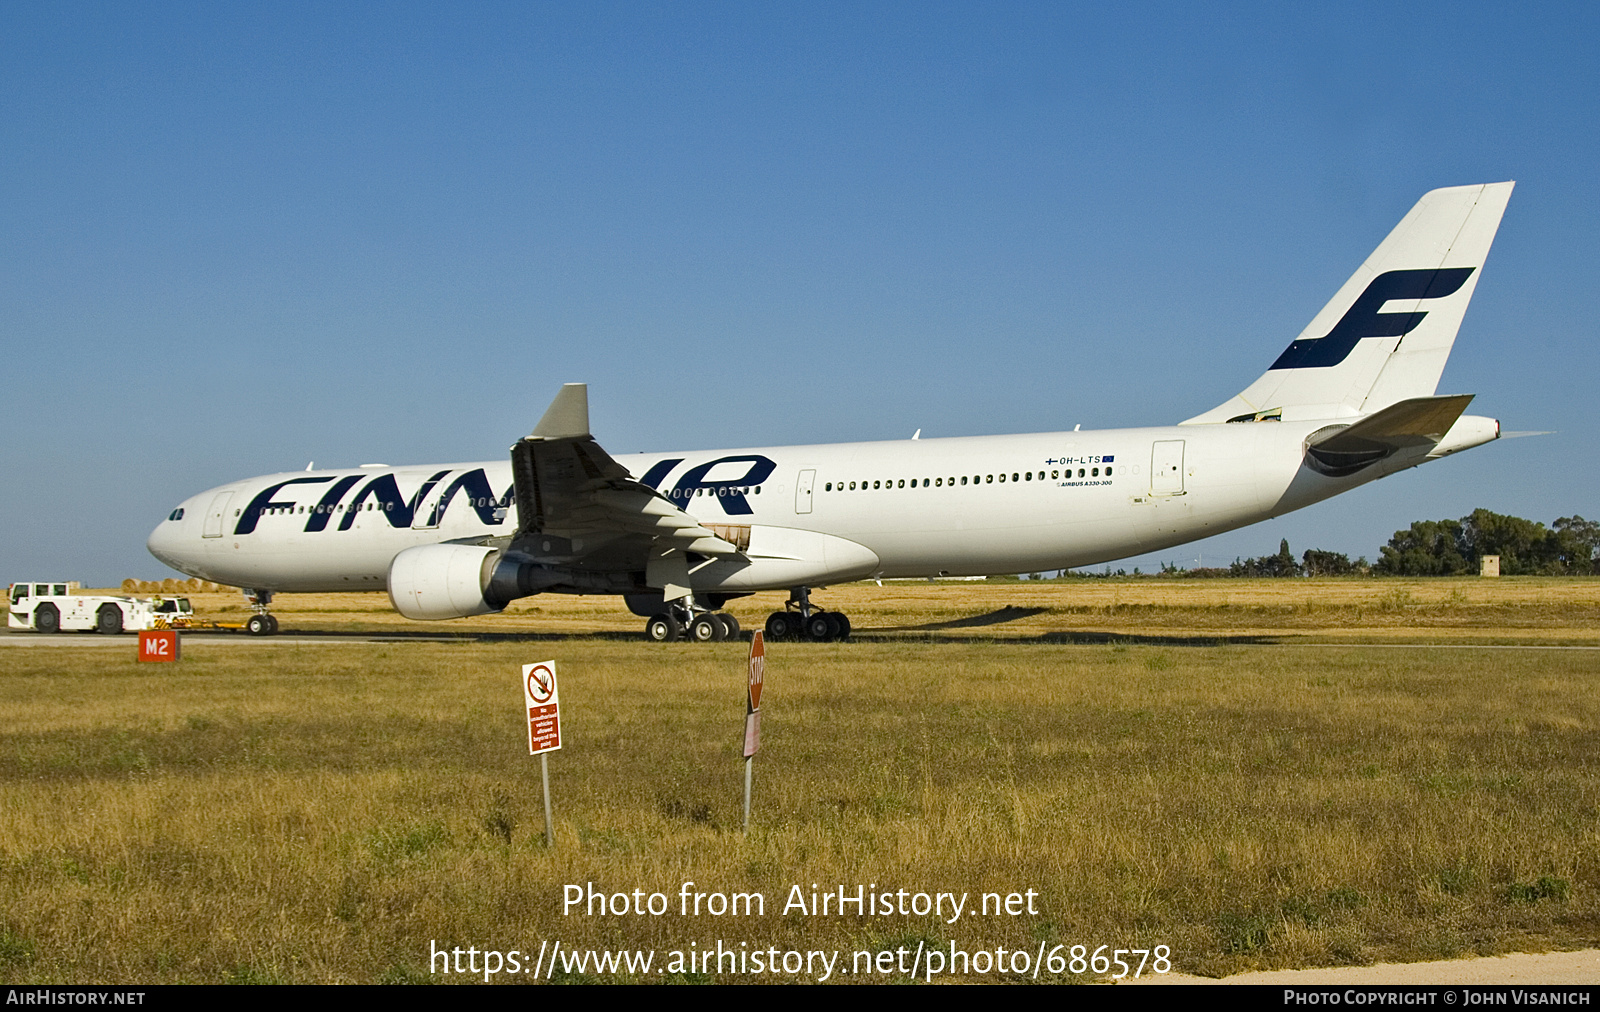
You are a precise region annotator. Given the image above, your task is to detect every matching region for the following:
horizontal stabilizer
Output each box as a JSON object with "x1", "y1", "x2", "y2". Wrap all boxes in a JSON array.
[{"x1": 1305, "y1": 394, "x2": 1474, "y2": 476}]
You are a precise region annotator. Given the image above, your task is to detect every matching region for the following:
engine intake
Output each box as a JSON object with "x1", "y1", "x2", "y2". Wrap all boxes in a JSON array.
[
  {"x1": 388, "y1": 544, "x2": 589, "y2": 620},
  {"x1": 388, "y1": 544, "x2": 504, "y2": 620}
]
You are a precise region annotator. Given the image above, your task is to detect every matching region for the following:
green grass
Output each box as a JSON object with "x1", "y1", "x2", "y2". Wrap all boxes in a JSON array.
[{"x1": 1, "y1": 597, "x2": 1598, "y2": 982}]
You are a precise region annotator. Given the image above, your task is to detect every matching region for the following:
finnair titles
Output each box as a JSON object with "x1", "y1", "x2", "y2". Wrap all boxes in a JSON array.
[{"x1": 147, "y1": 183, "x2": 1515, "y2": 642}]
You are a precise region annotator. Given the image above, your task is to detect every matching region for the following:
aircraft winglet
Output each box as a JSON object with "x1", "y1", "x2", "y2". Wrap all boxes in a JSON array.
[{"x1": 531, "y1": 383, "x2": 590, "y2": 440}]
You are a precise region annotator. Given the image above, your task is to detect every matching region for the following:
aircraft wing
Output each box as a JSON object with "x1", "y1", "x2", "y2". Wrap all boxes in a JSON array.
[{"x1": 507, "y1": 384, "x2": 738, "y2": 559}]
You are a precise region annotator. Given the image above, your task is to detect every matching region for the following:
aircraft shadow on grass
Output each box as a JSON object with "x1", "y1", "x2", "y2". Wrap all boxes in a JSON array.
[{"x1": 220, "y1": 608, "x2": 1280, "y2": 647}]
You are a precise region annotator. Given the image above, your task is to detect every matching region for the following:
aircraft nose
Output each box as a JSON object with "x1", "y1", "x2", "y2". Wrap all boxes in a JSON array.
[{"x1": 146, "y1": 510, "x2": 189, "y2": 571}]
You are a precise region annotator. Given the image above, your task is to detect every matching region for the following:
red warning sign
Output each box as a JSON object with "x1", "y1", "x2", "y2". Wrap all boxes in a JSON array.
[
  {"x1": 137, "y1": 630, "x2": 180, "y2": 662},
  {"x1": 744, "y1": 632, "x2": 765, "y2": 758},
  {"x1": 522, "y1": 661, "x2": 561, "y2": 755},
  {"x1": 747, "y1": 631, "x2": 765, "y2": 712}
]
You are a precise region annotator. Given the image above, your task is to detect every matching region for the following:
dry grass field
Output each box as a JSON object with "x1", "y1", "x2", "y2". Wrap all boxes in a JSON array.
[
  {"x1": 114, "y1": 575, "x2": 1600, "y2": 644},
  {"x1": 1, "y1": 578, "x2": 1597, "y2": 983}
]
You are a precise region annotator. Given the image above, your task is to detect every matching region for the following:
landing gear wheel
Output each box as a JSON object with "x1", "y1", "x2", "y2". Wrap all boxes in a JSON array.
[
  {"x1": 35, "y1": 604, "x2": 60, "y2": 634},
  {"x1": 96, "y1": 605, "x2": 124, "y2": 635},
  {"x1": 716, "y1": 613, "x2": 741, "y2": 640},
  {"x1": 833, "y1": 612, "x2": 851, "y2": 639},
  {"x1": 765, "y1": 611, "x2": 800, "y2": 641},
  {"x1": 645, "y1": 612, "x2": 682, "y2": 643},
  {"x1": 246, "y1": 614, "x2": 271, "y2": 636},
  {"x1": 805, "y1": 612, "x2": 841, "y2": 642},
  {"x1": 265, "y1": 614, "x2": 280, "y2": 635},
  {"x1": 689, "y1": 614, "x2": 725, "y2": 643}
]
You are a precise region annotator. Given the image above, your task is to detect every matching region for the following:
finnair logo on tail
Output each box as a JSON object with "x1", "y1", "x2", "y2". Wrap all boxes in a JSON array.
[{"x1": 1269, "y1": 267, "x2": 1475, "y2": 370}]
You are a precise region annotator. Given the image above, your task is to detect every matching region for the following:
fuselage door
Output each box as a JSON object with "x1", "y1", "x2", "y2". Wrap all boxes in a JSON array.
[
  {"x1": 412, "y1": 493, "x2": 442, "y2": 530},
  {"x1": 1150, "y1": 441, "x2": 1186, "y2": 496},
  {"x1": 795, "y1": 469, "x2": 816, "y2": 514},
  {"x1": 409, "y1": 471, "x2": 445, "y2": 529},
  {"x1": 203, "y1": 491, "x2": 234, "y2": 538}
]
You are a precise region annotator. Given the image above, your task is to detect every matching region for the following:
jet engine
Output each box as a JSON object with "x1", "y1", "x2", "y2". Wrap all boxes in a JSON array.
[
  {"x1": 388, "y1": 543, "x2": 599, "y2": 619},
  {"x1": 387, "y1": 544, "x2": 504, "y2": 620}
]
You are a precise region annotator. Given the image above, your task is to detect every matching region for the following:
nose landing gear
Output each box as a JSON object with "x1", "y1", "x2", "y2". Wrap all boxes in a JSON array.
[{"x1": 243, "y1": 589, "x2": 280, "y2": 636}]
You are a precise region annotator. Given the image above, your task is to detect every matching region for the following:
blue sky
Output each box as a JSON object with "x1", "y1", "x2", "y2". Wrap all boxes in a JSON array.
[{"x1": 3, "y1": 2, "x2": 1596, "y2": 586}]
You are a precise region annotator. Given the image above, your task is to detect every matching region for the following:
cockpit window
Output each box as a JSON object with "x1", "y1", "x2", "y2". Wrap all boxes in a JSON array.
[{"x1": 168, "y1": 508, "x2": 185, "y2": 521}]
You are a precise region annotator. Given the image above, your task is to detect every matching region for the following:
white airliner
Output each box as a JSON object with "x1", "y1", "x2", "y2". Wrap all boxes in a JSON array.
[{"x1": 147, "y1": 182, "x2": 1514, "y2": 642}]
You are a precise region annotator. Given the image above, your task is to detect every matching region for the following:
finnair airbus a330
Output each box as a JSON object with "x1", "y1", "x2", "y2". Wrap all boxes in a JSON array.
[{"x1": 147, "y1": 183, "x2": 1514, "y2": 641}]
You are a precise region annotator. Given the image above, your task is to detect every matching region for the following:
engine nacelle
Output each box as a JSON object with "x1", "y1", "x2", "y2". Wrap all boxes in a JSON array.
[{"x1": 387, "y1": 544, "x2": 503, "y2": 620}]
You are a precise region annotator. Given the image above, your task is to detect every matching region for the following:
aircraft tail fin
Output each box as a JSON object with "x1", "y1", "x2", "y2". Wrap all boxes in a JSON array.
[{"x1": 1183, "y1": 182, "x2": 1513, "y2": 425}]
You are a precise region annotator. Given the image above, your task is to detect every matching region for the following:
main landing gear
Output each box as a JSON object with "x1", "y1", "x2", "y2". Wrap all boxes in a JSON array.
[
  {"x1": 644, "y1": 601, "x2": 742, "y2": 643},
  {"x1": 243, "y1": 589, "x2": 280, "y2": 636},
  {"x1": 764, "y1": 586, "x2": 851, "y2": 643}
]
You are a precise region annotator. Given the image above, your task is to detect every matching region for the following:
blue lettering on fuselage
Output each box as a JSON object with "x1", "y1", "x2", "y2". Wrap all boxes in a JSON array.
[
  {"x1": 234, "y1": 476, "x2": 336, "y2": 535},
  {"x1": 637, "y1": 459, "x2": 684, "y2": 490},
  {"x1": 417, "y1": 468, "x2": 514, "y2": 528},
  {"x1": 231, "y1": 469, "x2": 519, "y2": 536},
  {"x1": 304, "y1": 475, "x2": 363, "y2": 532},
  {"x1": 233, "y1": 457, "x2": 765, "y2": 536},
  {"x1": 335, "y1": 470, "x2": 451, "y2": 528},
  {"x1": 654, "y1": 455, "x2": 777, "y2": 516}
]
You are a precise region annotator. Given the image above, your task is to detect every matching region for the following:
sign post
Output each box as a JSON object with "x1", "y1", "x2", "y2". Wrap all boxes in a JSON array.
[
  {"x1": 522, "y1": 661, "x2": 561, "y2": 848},
  {"x1": 743, "y1": 632, "x2": 765, "y2": 834}
]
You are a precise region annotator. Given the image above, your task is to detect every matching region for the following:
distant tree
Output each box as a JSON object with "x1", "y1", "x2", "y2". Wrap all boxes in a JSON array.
[
  {"x1": 1302, "y1": 549, "x2": 1355, "y2": 576},
  {"x1": 1231, "y1": 539, "x2": 1303, "y2": 577},
  {"x1": 1375, "y1": 519, "x2": 1468, "y2": 575},
  {"x1": 1460, "y1": 509, "x2": 1553, "y2": 575},
  {"x1": 1552, "y1": 516, "x2": 1600, "y2": 575},
  {"x1": 1375, "y1": 510, "x2": 1600, "y2": 576}
]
